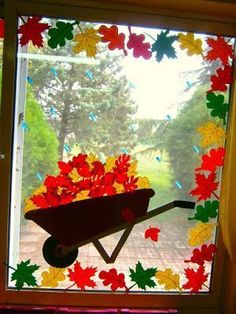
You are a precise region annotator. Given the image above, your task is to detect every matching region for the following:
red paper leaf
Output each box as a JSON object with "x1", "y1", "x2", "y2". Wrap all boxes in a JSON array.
[
  {"x1": 196, "y1": 147, "x2": 225, "y2": 172},
  {"x1": 99, "y1": 268, "x2": 127, "y2": 291},
  {"x1": 30, "y1": 194, "x2": 49, "y2": 209},
  {"x1": 58, "y1": 161, "x2": 73, "y2": 175},
  {"x1": 183, "y1": 265, "x2": 208, "y2": 293},
  {"x1": 185, "y1": 244, "x2": 217, "y2": 266},
  {"x1": 98, "y1": 25, "x2": 127, "y2": 55},
  {"x1": 127, "y1": 28, "x2": 152, "y2": 59},
  {"x1": 123, "y1": 176, "x2": 138, "y2": 192},
  {"x1": 209, "y1": 65, "x2": 232, "y2": 92},
  {"x1": 121, "y1": 208, "x2": 135, "y2": 223},
  {"x1": 18, "y1": 16, "x2": 50, "y2": 47},
  {"x1": 190, "y1": 172, "x2": 219, "y2": 201},
  {"x1": 144, "y1": 226, "x2": 160, "y2": 242},
  {"x1": 0, "y1": 19, "x2": 4, "y2": 38},
  {"x1": 206, "y1": 37, "x2": 233, "y2": 65},
  {"x1": 67, "y1": 261, "x2": 97, "y2": 290}
]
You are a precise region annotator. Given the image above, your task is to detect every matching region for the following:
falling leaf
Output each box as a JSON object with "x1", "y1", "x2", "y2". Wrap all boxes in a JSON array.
[
  {"x1": 188, "y1": 200, "x2": 219, "y2": 222},
  {"x1": 185, "y1": 244, "x2": 217, "y2": 265},
  {"x1": 178, "y1": 32, "x2": 203, "y2": 56},
  {"x1": 127, "y1": 160, "x2": 138, "y2": 176},
  {"x1": 67, "y1": 261, "x2": 97, "y2": 290},
  {"x1": 104, "y1": 156, "x2": 116, "y2": 172},
  {"x1": 151, "y1": 30, "x2": 177, "y2": 62},
  {"x1": 136, "y1": 176, "x2": 151, "y2": 189},
  {"x1": 99, "y1": 268, "x2": 127, "y2": 291},
  {"x1": 144, "y1": 226, "x2": 160, "y2": 242},
  {"x1": 197, "y1": 122, "x2": 225, "y2": 148},
  {"x1": 156, "y1": 268, "x2": 181, "y2": 291},
  {"x1": 41, "y1": 267, "x2": 66, "y2": 288},
  {"x1": 127, "y1": 29, "x2": 152, "y2": 59},
  {"x1": 183, "y1": 265, "x2": 208, "y2": 293},
  {"x1": 188, "y1": 222, "x2": 216, "y2": 247},
  {"x1": 98, "y1": 25, "x2": 126, "y2": 55},
  {"x1": 0, "y1": 19, "x2": 4, "y2": 38},
  {"x1": 74, "y1": 190, "x2": 90, "y2": 201},
  {"x1": 206, "y1": 93, "x2": 229, "y2": 124},
  {"x1": 73, "y1": 27, "x2": 101, "y2": 57},
  {"x1": 68, "y1": 168, "x2": 80, "y2": 183},
  {"x1": 209, "y1": 65, "x2": 232, "y2": 92},
  {"x1": 48, "y1": 21, "x2": 74, "y2": 48},
  {"x1": 196, "y1": 147, "x2": 225, "y2": 172},
  {"x1": 206, "y1": 36, "x2": 233, "y2": 65},
  {"x1": 129, "y1": 261, "x2": 157, "y2": 290},
  {"x1": 190, "y1": 172, "x2": 219, "y2": 201},
  {"x1": 18, "y1": 16, "x2": 50, "y2": 47},
  {"x1": 10, "y1": 260, "x2": 39, "y2": 290}
]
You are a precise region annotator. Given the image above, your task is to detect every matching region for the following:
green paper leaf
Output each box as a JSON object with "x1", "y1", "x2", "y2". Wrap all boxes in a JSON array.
[
  {"x1": 11, "y1": 259, "x2": 40, "y2": 290},
  {"x1": 151, "y1": 30, "x2": 177, "y2": 62},
  {"x1": 48, "y1": 21, "x2": 74, "y2": 49},
  {"x1": 188, "y1": 200, "x2": 219, "y2": 223},
  {"x1": 206, "y1": 92, "x2": 229, "y2": 124},
  {"x1": 129, "y1": 261, "x2": 157, "y2": 290}
]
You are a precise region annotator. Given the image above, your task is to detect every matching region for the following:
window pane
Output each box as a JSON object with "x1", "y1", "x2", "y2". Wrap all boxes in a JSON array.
[{"x1": 8, "y1": 16, "x2": 234, "y2": 293}]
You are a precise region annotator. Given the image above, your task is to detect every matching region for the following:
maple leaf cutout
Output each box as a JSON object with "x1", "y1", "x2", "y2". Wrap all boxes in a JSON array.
[
  {"x1": 18, "y1": 16, "x2": 50, "y2": 47},
  {"x1": 197, "y1": 122, "x2": 225, "y2": 148},
  {"x1": 73, "y1": 27, "x2": 101, "y2": 58},
  {"x1": 41, "y1": 267, "x2": 66, "y2": 288},
  {"x1": 127, "y1": 27, "x2": 152, "y2": 59},
  {"x1": 183, "y1": 265, "x2": 208, "y2": 293},
  {"x1": 178, "y1": 32, "x2": 203, "y2": 56},
  {"x1": 185, "y1": 244, "x2": 217, "y2": 266},
  {"x1": 144, "y1": 226, "x2": 160, "y2": 242},
  {"x1": 129, "y1": 261, "x2": 157, "y2": 290},
  {"x1": 156, "y1": 268, "x2": 181, "y2": 291},
  {"x1": 99, "y1": 268, "x2": 127, "y2": 291},
  {"x1": 67, "y1": 261, "x2": 97, "y2": 290},
  {"x1": 98, "y1": 25, "x2": 127, "y2": 55},
  {"x1": 196, "y1": 147, "x2": 225, "y2": 172},
  {"x1": 190, "y1": 172, "x2": 219, "y2": 201},
  {"x1": 209, "y1": 65, "x2": 232, "y2": 92},
  {"x1": 206, "y1": 36, "x2": 233, "y2": 65},
  {"x1": 188, "y1": 222, "x2": 216, "y2": 247},
  {"x1": 151, "y1": 30, "x2": 177, "y2": 62}
]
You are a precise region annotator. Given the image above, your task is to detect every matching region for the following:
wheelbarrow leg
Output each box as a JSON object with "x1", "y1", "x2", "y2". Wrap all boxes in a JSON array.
[{"x1": 92, "y1": 225, "x2": 134, "y2": 264}]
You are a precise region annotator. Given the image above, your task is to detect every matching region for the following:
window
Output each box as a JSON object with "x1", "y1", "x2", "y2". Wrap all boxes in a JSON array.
[{"x1": 0, "y1": 0, "x2": 235, "y2": 311}]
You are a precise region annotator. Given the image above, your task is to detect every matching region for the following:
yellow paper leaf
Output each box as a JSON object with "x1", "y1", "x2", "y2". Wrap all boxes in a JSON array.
[
  {"x1": 156, "y1": 268, "x2": 181, "y2": 291},
  {"x1": 113, "y1": 182, "x2": 125, "y2": 193},
  {"x1": 68, "y1": 168, "x2": 80, "y2": 183},
  {"x1": 73, "y1": 27, "x2": 101, "y2": 57},
  {"x1": 74, "y1": 190, "x2": 90, "y2": 201},
  {"x1": 188, "y1": 222, "x2": 216, "y2": 247},
  {"x1": 127, "y1": 160, "x2": 138, "y2": 176},
  {"x1": 87, "y1": 153, "x2": 99, "y2": 170},
  {"x1": 104, "y1": 156, "x2": 116, "y2": 172},
  {"x1": 23, "y1": 198, "x2": 36, "y2": 213},
  {"x1": 41, "y1": 267, "x2": 66, "y2": 288},
  {"x1": 197, "y1": 121, "x2": 225, "y2": 148},
  {"x1": 137, "y1": 176, "x2": 151, "y2": 189},
  {"x1": 33, "y1": 184, "x2": 46, "y2": 195},
  {"x1": 178, "y1": 32, "x2": 203, "y2": 56}
]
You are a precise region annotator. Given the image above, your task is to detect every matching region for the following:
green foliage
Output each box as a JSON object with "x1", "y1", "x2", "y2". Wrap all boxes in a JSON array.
[
  {"x1": 206, "y1": 92, "x2": 228, "y2": 124},
  {"x1": 151, "y1": 30, "x2": 177, "y2": 62},
  {"x1": 22, "y1": 87, "x2": 59, "y2": 201},
  {"x1": 11, "y1": 259, "x2": 39, "y2": 290},
  {"x1": 48, "y1": 21, "x2": 74, "y2": 48},
  {"x1": 129, "y1": 261, "x2": 157, "y2": 290},
  {"x1": 188, "y1": 200, "x2": 219, "y2": 222}
]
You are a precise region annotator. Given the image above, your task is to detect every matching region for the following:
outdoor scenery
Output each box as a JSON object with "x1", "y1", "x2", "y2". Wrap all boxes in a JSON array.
[{"x1": 7, "y1": 18, "x2": 232, "y2": 292}]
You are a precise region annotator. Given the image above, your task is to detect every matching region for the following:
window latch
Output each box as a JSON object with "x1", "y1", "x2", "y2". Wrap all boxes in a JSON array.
[{"x1": 0, "y1": 153, "x2": 5, "y2": 160}]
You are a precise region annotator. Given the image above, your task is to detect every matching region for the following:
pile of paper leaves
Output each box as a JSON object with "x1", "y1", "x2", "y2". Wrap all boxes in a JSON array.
[{"x1": 24, "y1": 153, "x2": 150, "y2": 212}]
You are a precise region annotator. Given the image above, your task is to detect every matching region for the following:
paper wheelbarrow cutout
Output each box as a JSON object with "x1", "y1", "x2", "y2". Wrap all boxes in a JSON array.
[{"x1": 24, "y1": 188, "x2": 195, "y2": 268}]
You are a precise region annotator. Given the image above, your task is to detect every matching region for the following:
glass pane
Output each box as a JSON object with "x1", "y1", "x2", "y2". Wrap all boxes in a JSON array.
[{"x1": 8, "y1": 16, "x2": 234, "y2": 293}]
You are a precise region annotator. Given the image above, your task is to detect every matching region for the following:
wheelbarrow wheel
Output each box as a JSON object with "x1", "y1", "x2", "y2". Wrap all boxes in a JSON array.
[{"x1": 43, "y1": 236, "x2": 78, "y2": 268}]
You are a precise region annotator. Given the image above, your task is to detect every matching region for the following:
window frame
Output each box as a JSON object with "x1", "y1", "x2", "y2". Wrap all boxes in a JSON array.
[{"x1": 0, "y1": 0, "x2": 235, "y2": 311}]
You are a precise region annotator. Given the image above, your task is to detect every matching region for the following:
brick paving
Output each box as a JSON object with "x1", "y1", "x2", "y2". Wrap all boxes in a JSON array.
[{"x1": 19, "y1": 207, "x2": 212, "y2": 291}]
